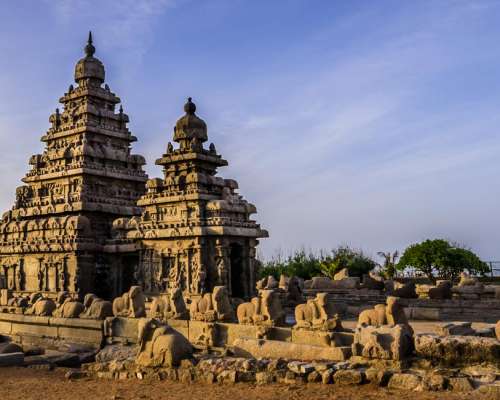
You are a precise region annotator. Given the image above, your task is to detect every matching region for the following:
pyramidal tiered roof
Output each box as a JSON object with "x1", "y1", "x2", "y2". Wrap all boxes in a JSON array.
[{"x1": 0, "y1": 33, "x2": 147, "y2": 295}]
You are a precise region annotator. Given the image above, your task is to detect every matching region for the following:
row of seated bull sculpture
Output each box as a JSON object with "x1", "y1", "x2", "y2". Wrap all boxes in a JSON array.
[{"x1": 1, "y1": 286, "x2": 146, "y2": 320}]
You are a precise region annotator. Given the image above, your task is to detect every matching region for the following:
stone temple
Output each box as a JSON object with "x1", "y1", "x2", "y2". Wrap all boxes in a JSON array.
[{"x1": 0, "y1": 33, "x2": 267, "y2": 301}]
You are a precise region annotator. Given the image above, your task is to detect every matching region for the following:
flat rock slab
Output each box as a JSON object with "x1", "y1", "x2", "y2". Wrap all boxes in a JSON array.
[
  {"x1": 0, "y1": 352, "x2": 24, "y2": 366},
  {"x1": 415, "y1": 334, "x2": 500, "y2": 367},
  {"x1": 232, "y1": 338, "x2": 351, "y2": 361}
]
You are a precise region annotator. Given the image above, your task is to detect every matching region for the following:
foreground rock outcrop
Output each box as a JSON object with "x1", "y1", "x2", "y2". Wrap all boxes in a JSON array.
[{"x1": 415, "y1": 334, "x2": 500, "y2": 367}]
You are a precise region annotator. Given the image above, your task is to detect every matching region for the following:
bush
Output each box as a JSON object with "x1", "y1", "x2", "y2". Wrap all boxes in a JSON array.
[
  {"x1": 258, "y1": 250, "x2": 322, "y2": 280},
  {"x1": 258, "y1": 246, "x2": 376, "y2": 281}
]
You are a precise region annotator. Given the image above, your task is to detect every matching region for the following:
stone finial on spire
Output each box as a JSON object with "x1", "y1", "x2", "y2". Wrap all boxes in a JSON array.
[
  {"x1": 84, "y1": 31, "x2": 95, "y2": 57},
  {"x1": 184, "y1": 97, "x2": 196, "y2": 115}
]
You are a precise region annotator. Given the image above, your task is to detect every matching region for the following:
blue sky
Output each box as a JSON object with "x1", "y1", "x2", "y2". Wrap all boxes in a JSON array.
[{"x1": 0, "y1": 0, "x2": 499, "y2": 261}]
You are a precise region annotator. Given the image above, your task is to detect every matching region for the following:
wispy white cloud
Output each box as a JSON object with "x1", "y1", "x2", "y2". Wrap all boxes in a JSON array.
[{"x1": 0, "y1": 0, "x2": 499, "y2": 262}]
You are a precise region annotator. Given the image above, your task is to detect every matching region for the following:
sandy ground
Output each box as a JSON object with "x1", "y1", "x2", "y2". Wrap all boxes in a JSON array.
[{"x1": 0, "y1": 367, "x2": 484, "y2": 400}]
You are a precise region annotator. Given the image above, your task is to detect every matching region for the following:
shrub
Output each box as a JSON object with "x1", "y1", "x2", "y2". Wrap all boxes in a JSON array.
[{"x1": 258, "y1": 246, "x2": 376, "y2": 281}]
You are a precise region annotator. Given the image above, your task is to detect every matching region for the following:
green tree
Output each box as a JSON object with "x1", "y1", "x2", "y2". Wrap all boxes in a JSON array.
[
  {"x1": 397, "y1": 239, "x2": 489, "y2": 281},
  {"x1": 377, "y1": 251, "x2": 399, "y2": 279}
]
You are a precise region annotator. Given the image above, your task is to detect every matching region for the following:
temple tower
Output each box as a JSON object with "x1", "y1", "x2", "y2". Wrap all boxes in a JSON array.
[
  {"x1": 110, "y1": 98, "x2": 268, "y2": 299},
  {"x1": 0, "y1": 33, "x2": 147, "y2": 298}
]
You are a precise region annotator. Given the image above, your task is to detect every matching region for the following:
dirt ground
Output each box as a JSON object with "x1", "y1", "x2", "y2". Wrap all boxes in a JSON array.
[{"x1": 0, "y1": 367, "x2": 485, "y2": 400}]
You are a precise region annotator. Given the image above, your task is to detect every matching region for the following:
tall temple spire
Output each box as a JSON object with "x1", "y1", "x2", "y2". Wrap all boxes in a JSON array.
[
  {"x1": 84, "y1": 31, "x2": 95, "y2": 58},
  {"x1": 0, "y1": 33, "x2": 147, "y2": 298}
]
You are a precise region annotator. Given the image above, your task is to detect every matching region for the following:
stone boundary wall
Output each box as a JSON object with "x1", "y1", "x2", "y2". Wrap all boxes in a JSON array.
[
  {"x1": 400, "y1": 298, "x2": 500, "y2": 322},
  {"x1": 304, "y1": 290, "x2": 500, "y2": 322},
  {"x1": 0, "y1": 312, "x2": 103, "y2": 349},
  {"x1": 107, "y1": 317, "x2": 353, "y2": 361}
]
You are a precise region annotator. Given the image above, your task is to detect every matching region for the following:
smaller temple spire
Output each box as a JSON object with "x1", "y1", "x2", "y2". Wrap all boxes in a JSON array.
[{"x1": 84, "y1": 31, "x2": 95, "y2": 58}]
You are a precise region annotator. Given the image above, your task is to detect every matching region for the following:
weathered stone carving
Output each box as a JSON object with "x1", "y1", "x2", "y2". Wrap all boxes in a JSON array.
[
  {"x1": 150, "y1": 288, "x2": 188, "y2": 320},
  {"x1": 80, "y1": 293, "x2": 113, "y2": 320},
  {"x1": 136, "y1": 318, "x2": 193, "y2": 367},
  {"x1": 453, "y1": 272, "x2": 484, "y2": 299},
  {"x1": 333, "y1": 268, "x2": 349, "y2": 280},
  {"x1": 352, "y1": 323, "x2": 414, "y2": 361},
  {"x1": 25, "y1": 293, "x2": 56, "y2": 316},
  {"x1": 189, "y1": 286, "x2": 234, "y2": 322},
  {"x1": 362, "y1": 272, "x2": 385, "y2": 291},
  {"x1": 53, "y1": 291, "x2": 85, "y2": 318},
  {"x1": 358, "y1": 304, "x2": 387, "y2": 327},
  {"x1": 294, "y1": 293, "x2": 343, "y2": 331},
  {"x1": 112, "y1": 286, "x2": 146, "y2": 318},
  {"x1": 358, "y1": 296, "x2": 411, "y2": 330},
  {"x1": 7, "y1": 295, "x2": 28, "y2": 309},
  {"x1": 458, "y1": 272, "x2": 480, "y2": 287},
  {"x1": 416, "y1": 280, "x2": 452, "y2": 300},
  {"x1": 193, "y1": 323, "x2": 217, "y2": 348},
  {"x1": 390, "y1": 281, "x2": 418, "y2": 298},
  {"x1": 236, "y1": 289, "x2": 285, "y2": 327},
  {"x1": 353, "y1": 297, "x2": 414, "y2": 360}
]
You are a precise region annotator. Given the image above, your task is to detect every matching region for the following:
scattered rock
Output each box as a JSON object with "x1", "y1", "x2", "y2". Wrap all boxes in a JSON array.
[
  {"x1": 365, "y1": 367, "x2": 392, "y2": 386},
  {"x1": 422, "y1": 373, "x2": 447, "y2": 391},
  {"x1": 256, "y1": 371, "x2": 274, "y2": 384},
  {"x1": 415, "y1": 334, "x2": 500, "y2": 366},
  {"x1": 436, "y1": 322, "x2": 475, "y2": 337},
  {"x1": 321, "y1": 369, "x2": 334, "y2": 384},
  {"x1": 27, "y1": 363, "x2": 53, "y2": 371},
  {"x1": 477, "y1": 373, "x2": 497, "y2": 384},
  {"x1": 65, "y1": 369, "x2": 88, "y2": 379},
  {"x1": 448, "y1": 377, "x2": 474, "y2": 392},
  {"x1": 202, "y1": 371, "x2": 216, "y2": 384},
  {"x1": 95, "y1": 345, "x2": 137, "y2": 363},
  {"x1": 313, "y1": 362, "x2": 334, "y2": 372},
  {"x1": 334, "y1": 369, "x2": 364, "y2": 385},
  {"x1": 387, "y1": 373, "x2": 422, "y2": 391},
  {"x1": 477, "y1": 384, "x2": 500, "y2": 397},
  {"x1": 307, "y1": 370, "x2": 321, "y2": 383}
]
